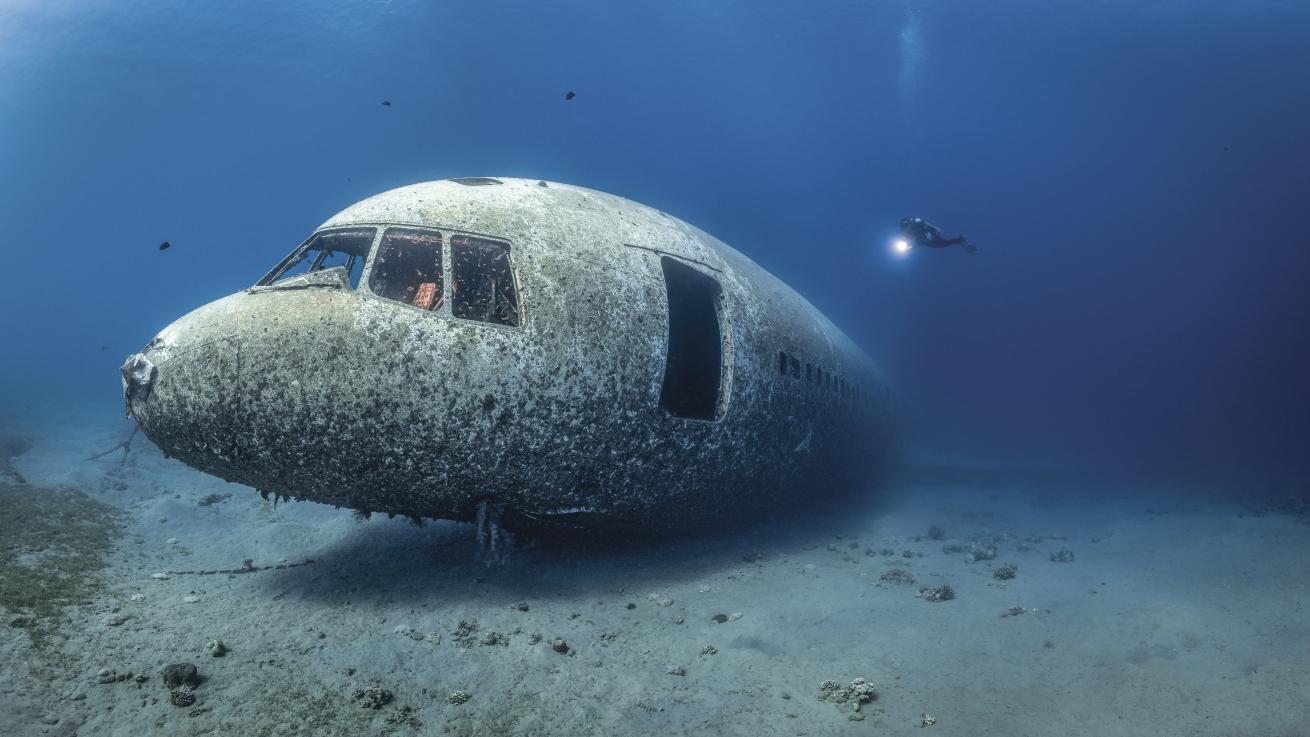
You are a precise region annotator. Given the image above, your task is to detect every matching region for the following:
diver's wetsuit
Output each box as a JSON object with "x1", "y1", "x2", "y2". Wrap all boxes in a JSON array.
[{"x1": 900, "y1": 217, "x2": 977, "y2": 253}]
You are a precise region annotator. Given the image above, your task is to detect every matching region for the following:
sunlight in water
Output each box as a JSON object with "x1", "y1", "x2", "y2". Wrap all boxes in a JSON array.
[{"x1": 898, "y1": 7, "x2": 923, "y2": 108}]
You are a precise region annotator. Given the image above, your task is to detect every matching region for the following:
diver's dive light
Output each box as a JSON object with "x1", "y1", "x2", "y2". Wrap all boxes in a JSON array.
[{"x1": 894, "y1": 238, "x2": 912, "y2": 255}]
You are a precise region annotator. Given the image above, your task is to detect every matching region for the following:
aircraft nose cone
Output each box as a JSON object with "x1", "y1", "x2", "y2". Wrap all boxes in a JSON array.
[
  {"x1": 121, "y1": 351, "x2": 158, "y2": 418},
  {"x1": 125, "y1": 300, "x2": 246, "y2": 477}
]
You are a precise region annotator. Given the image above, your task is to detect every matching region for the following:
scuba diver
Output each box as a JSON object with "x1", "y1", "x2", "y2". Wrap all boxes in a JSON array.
[{"x1": 899, "y1": 217, "x2": 977, "y2": 254}]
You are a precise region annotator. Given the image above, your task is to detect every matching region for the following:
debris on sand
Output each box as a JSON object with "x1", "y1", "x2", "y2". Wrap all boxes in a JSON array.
[
  {"x1": 965, "y1": 543, "x2": 997, "y2": 563},
  {"x1": 197, "y1": 493, "x2": 231, "y2": 507},
  {"x1": 993, "y1": 565, "x2": 1017, "y2": 580},
  {"x1": 351, "y1": 684, "x2": 393, "y2": 709},
  {"x1": 666, "y1": 666, "x2": 687, "y2": 676},
  {"x1": 919, "y1": 712, "x2": 938, "y2": 727},
  {"x1": 479, "y1": 631, "x2": 508, "y2": 647},
  {"x1": 161, "y1": 663, "x2": 199, "y2": 689},
  {"x1": 86, "y1": 426, "x2": 139, "y2": 467},
  {"x1": 1002, "y1": 606, "x2": 1035, "y2": 617},
  {"x1": 393, "y1": 624, "x2": 440, "y2": 645},
  {"x1": 206, "y1": 639, "x2": 228, "y2": 657},
  {"x1": 447, "y1": 690, "x2": 470, "y2": 705},
  {"x1": 96, "y1": 668, "x2": 132, "y2": 684},
  {"x1": 880, "y1": 569, "x2": 916, "y2": 585},
  {"x1": 916, "y1": 585, "x2": 955, "y2": 602},
  {"x1": 927, "y1": 525, "x2": 945, "y2": 540},
  {"x1": 0, "y1": 432, "x2": 33, "y2": 483},
  {"x1": 819, "y1": 678, "x2": 879, "y2": 718},
  {"x1": 1049, "y1": 549, "x2": 1076, "y2": 563},
  {"x1": 711, "y1": 613, "x2": 729, "y2": 624},
  {"x1": 819, "y1": 677, "x2": 876, "y2": 703},
  {"x1": 452, "y1": 619, "x2": 480, "y2": 648}
]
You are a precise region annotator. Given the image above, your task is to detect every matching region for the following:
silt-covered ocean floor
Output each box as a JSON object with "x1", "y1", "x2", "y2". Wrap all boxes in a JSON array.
[{"x1": 1, "y1": 412, "x2": 1307, "y2": 736}]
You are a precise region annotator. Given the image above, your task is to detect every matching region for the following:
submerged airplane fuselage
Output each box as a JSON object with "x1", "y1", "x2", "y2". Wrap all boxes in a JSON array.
[{"x1": 123, "y1": 178, "x2": 898, "y2": 531}]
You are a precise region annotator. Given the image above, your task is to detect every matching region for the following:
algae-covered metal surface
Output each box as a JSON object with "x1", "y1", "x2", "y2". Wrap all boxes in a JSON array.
[{"x1": 123, "y1": 178, "x2": 899, "y2": 531}]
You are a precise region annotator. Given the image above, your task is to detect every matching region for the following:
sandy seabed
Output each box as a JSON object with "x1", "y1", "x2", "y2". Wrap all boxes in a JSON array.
[{"x1": 2, "y1": 412, "x2": 1307, "y2": 737}]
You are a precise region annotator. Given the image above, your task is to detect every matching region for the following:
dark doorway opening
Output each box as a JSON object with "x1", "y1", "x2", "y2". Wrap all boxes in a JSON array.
[{"x1": 659, "y1": 257, "x2": 723, "y2": 420}]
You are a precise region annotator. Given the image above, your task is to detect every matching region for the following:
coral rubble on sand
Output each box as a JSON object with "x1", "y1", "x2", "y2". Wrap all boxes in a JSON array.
[{"x1": 916, "y1": 585, "x2": 956, "y2": 602}]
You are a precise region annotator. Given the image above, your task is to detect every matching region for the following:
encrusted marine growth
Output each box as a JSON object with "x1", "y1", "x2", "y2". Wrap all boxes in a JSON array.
[
  {"x1": 170, "y1": 685, "x2": 196, "y2": 707},
  {"x1": 123, "y1": 178, "x2": 899, "y2": 532}
]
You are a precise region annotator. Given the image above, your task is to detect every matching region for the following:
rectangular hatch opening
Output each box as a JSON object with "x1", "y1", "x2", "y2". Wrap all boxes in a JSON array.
[{"x1": 659, "y1": 256, "x2": 723, "y2": 420}]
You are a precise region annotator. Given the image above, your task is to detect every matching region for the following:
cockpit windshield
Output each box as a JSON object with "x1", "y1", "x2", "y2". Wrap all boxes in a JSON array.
[{"x1": 257, "y1": 228, "x2": 377, "y2": 288}]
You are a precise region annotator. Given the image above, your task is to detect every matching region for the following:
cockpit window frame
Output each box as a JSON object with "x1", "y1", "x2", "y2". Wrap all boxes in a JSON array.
[
  {"x1": 255, "y1": 226, "x2": 382, "y2": 288},
  {"x1": 448, "y1": 233, "x2": 522, "y2": 328},
  {"x1": 363, "y1": 226, "x2": 449, "y2": 315},
  {"x1": 355, "y1": 223, "x2": 525, "y2": 330}
]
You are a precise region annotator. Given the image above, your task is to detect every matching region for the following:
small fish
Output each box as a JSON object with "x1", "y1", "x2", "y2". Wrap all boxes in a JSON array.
[
  {"x1": 564, "y1": 91, "x2": 576, "y2": 101},
  {"x1": 381, "y1": 100, "x2": 392, "y2": 107},
  {"x1": 158, "y1": 241, "x2": 171, "y2": 251},
  {"x1": 99, "y1": 345, "x2": 109, "y2": 351}
]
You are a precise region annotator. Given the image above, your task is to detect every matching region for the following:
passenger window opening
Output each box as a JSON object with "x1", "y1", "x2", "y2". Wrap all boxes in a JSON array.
[
  {"x1": 258, "y1": 227, "x2": 376, "y2": 288},
  {"x1": 658, "y1": 257, "x2": 723, "y2": 420},
  {"x1": 790, "y1": 356, "x2": 800, "y2": 379},
  {"x1": 778, "y1": 351, "x2": 788, "y2": 375},
  {"x1": 368, "y1": 228, "x2": 444, "y2": 310},
  {"x1": 806, "y1": 364, "x2": 812, "y2": 383},
  {"x1": 450, "y1": 235, "x2": 520, "y2": 327}
]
